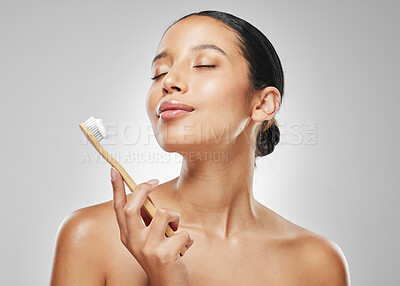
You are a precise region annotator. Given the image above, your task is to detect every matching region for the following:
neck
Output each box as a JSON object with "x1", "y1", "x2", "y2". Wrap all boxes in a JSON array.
[{"x1": 171, "y1": 139, "x2": 259, "y2": 239}]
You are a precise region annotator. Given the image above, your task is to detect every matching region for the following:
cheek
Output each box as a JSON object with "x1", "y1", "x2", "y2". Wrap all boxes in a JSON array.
[
  {"x1": 196, "y1": 73, "x2": 247, "y2": 108},
  {"x1": 194, "y1": 75, "x2": 250, "y2": 140}
]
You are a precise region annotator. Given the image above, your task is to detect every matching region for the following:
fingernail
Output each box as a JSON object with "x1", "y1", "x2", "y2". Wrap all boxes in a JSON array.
[
  {"x1": 146, "y1": 179, "x2": 159, "y2": 186},
  {"x1": 110, "y1": 167, "x2": 117, "y2": 181}
]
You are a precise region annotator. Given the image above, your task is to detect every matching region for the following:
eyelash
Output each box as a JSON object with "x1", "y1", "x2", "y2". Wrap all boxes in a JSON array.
[{"x1": 151, "y1": 65, "x2": 216, "y2": 80}]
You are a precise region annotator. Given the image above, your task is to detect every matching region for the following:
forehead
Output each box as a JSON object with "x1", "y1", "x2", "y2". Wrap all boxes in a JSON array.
[{"x1": 156, "y1": 15, "x2": 242, "y2": 57}]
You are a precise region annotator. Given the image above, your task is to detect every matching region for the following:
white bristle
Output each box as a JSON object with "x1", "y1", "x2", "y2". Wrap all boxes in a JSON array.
[{"x1": 84, "y1": 116, "x2": 108, "y2": 142}]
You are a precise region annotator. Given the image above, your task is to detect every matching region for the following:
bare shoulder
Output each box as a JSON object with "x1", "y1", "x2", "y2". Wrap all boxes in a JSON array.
[
  {"x1": 50, "y1": 200, "x2": 117, "y2": 285},
  {"x1": 289, "y1": 233, "x2": 351, "y2": 285},
  {"x1": 56, "y1": 199, "x2": 116, "y2": 243},
  {"x1": 54, "y1": 199, "x2": 118, "y2": 254},
  {"x1": 255, "y1": 204, "x2": 351, "y2": 285},
  {"x1": 64, "y1": 199, "x2": 115, "y2": 227}
]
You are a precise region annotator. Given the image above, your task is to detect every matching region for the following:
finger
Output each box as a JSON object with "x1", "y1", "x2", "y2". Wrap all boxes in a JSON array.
[
  {"x1": 167, "y1": 230, "x2": 194, "y2": 255},
  {"x1": 110, "y1": 167, "x2": 128, "y2": 243},
  {"x1": 124, "y1": 181, "x2": 159, "y2": 233},
  {"x1": 140, "y1": 195, "x2": 156, "y2": 226},
  {"x1": 148, "y1": 208, "x2": 181, "y2": 239},
  {"x1": 140, "y1": 196, "x2": 179, "y2": 231},
  {"x1": 140, "y1": 201, "x2": 153, "y2": 226}
]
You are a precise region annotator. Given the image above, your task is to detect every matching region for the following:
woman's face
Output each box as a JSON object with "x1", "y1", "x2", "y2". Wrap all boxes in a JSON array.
[{"x1": 146, "y1": 15, "x2": 254, "y2": 154}]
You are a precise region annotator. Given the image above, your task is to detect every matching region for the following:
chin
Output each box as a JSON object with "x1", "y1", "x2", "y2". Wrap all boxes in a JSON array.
[
  {"x1": 154, "y1": 123, "x2": 200, "y2": 146},
  {"x1": 156, "y1": 137, "x2": 203, "y2": 154}
]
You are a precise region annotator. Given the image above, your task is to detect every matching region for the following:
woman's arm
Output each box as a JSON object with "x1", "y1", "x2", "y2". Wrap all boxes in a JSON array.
[{"x1": 50, "y1": 209, "x2": 106, "y2": 285}]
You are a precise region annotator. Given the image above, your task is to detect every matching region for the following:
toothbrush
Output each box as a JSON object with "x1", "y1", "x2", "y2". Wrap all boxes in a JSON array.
[{"x1": 79, "y1": 117, "x2": 187, "y2": 256}]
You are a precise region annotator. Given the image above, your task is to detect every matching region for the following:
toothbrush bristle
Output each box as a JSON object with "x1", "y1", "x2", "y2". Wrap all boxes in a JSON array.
[{"x1": 84, "y1": 117, "x2": 107, "y2": 142}]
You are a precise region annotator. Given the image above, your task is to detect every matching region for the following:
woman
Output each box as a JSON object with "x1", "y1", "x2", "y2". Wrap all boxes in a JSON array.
[{"x1": 51, "y1": 10, "x2": 350, "y2": 285}]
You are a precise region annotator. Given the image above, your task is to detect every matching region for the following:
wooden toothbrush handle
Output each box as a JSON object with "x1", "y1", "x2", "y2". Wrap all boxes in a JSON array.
[{"x1": 79, "y1": 123, "x2": 187, "y2": 256}]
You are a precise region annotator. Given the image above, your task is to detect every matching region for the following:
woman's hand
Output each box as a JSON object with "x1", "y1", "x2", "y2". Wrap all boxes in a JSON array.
[{"x1": 110, "y1": 167, "x2": 194, "y2": 286}]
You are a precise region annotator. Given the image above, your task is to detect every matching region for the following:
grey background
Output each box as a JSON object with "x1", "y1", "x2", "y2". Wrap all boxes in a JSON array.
[{"x1": 0, "y1": 0, "x2": 399, "y2": 285}]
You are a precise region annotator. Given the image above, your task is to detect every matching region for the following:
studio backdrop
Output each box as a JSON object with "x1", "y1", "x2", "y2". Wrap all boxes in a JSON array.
[{"x1": 0, "y1": 0, "x2": 399, "y2": 285}]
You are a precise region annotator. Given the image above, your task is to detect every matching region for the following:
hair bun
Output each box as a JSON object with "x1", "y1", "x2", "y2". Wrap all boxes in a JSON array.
[{"x1": 255, "y1": 118, "x2": 280, "y2": 158}]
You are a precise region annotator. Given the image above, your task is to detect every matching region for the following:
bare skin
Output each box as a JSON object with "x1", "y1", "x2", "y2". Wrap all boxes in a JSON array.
[{"x1": 51, "y1": 15, "x2": 350, "y2": 285}]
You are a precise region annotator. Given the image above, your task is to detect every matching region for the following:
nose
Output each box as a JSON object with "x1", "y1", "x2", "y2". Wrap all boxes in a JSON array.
[{"x1": 161, "y1": 66, "x2": 188, "y2": 95}]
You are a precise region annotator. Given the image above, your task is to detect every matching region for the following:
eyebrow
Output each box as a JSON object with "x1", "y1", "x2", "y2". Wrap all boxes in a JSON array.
[{"x1": 151, "y1": 44, "x2": 227, "y2": 67}]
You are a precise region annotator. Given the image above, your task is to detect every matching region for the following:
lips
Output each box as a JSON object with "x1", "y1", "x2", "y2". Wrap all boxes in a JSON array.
[{"x1": 157, "y1": 100, "x2": 195, "y2": 118}]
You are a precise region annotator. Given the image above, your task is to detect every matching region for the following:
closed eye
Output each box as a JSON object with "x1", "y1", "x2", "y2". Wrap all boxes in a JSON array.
[
  {"x1": 194, "y1": 65, "x2": 216, "y2": 68},
  {"x1": 151, "y1": 65, "x2": 216, "y2": 80},
  {"x1": 151, "y1": 73, "x2": 167, "y2": 80}
]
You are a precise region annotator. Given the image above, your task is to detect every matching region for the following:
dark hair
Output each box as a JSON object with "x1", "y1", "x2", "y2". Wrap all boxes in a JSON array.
[{"x1": 169, "y1": 10, "x2": 284, "y2": 165}]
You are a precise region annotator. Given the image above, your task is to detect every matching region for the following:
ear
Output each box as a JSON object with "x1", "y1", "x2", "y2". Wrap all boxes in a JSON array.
[{"x1": 251, "y1": 86, "x2": 281, "y2": 122}]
